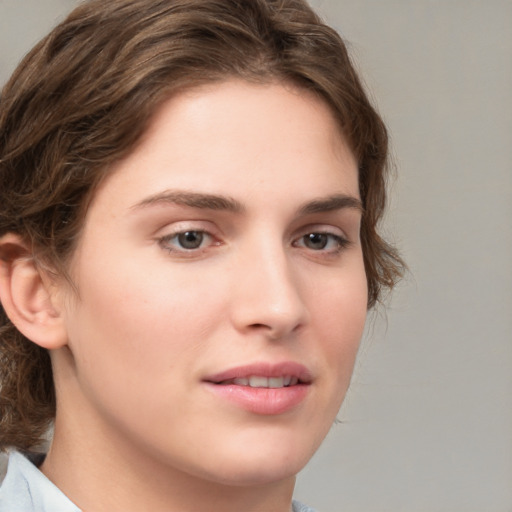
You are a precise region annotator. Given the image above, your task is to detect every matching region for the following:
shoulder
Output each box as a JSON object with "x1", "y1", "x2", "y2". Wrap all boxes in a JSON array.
[{"x1": 0, "y1": 451, "x2": 80, "y2": 512}]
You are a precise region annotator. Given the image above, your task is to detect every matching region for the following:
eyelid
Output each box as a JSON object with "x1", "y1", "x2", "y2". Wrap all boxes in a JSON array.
[
  {"x1": 154, "y1": 218, "x2": 221, "y2": 237},
  {"x1": 293, "y1": 232, "x2": 350, "y2": 249},
  {"x1": 293, "y1": 223, "x2": 349, "y2": 241}
]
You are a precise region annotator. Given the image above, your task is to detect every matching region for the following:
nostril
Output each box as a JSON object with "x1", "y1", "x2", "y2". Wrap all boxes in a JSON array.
[{"x1": 246, "y1": 321, "x2": 304, "y2": 341}]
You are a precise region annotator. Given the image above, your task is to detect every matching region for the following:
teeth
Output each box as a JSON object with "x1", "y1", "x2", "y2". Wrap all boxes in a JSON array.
[
  {"x1": 229, "y1": 376, "x2": 296, "y2": 388},
  {"x1": 268, "y1": 377, "x2": 284, "y2": 388},
  {"x1": 249, "y1": 376, "x2": 268, "y2": 388}
]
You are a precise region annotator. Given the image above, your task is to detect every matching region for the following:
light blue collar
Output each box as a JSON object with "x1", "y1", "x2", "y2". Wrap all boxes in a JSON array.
[{"x1": 0, "y1": 451, "x2": 80, "y2": 512}]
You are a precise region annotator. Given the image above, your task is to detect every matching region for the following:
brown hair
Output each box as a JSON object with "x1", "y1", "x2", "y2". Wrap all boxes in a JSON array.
[{"x1": 0, "y1": 0, "x2": 404, "y2": 451}]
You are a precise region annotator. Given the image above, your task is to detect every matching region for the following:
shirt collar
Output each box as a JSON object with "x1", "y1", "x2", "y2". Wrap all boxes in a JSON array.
[{"x1": 0, "y1": 451, "x2": 80, "y2": 512}]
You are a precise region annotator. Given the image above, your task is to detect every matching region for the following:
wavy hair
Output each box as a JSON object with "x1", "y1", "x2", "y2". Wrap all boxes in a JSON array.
[{"x1": 0, "y1": 0, "x2": 404, "y2": 450}]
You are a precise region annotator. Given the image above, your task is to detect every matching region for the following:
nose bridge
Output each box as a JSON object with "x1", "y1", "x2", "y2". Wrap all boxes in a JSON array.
[{"x1": 230, "y1": 233, "x2": 308, "y2": 337}]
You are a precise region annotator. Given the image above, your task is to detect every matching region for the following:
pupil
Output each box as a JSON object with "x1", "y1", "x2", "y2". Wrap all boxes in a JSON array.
[
  {"x1": 178, "y1": 231, "x2": 203, "y2": 249},
  {"x1": 305, "y1": 233, "x2": 327, "y2": 250}
]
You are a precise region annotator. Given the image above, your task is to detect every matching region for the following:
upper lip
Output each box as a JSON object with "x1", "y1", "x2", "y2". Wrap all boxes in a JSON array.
[{"x1": 204, "y1": 362, "x2": 313, "y2": 385}]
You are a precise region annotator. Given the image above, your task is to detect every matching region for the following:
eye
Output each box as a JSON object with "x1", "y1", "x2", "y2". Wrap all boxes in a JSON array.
[
  {"x1": 294, "y1": 232, "x2": 349, "y2": 253},
  {"x1": 159, "y1": 230, "x2": 215, "y2": 253},
  {"x1": 176, "y1": 231, "x2": 206, "y2": 249}
]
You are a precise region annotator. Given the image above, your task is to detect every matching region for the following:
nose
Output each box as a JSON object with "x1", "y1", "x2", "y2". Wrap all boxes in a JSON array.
[{"x1": 229, "y1": 241, "x2": 309, "y2": 340}]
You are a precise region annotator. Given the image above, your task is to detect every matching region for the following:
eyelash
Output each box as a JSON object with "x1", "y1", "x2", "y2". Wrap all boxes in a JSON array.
[{"x1": 158, "y1": 229, "x2": 350, "y2": 257}]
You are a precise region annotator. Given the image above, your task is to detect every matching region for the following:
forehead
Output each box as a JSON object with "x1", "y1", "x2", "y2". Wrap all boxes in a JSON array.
[{"x1": 88, "y1": 79, "x2": 359, "y2": 215}]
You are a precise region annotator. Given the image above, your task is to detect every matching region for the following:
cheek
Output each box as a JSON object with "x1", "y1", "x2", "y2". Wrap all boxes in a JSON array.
[
  {"x1": 65, "y1": 253, "x2": 225, "y2": 380},
  {"x1": 313, "y1": 266, "x2": 368, "y2": 384},
  {"x1": 60, "y1": 259, "x2": 228, "y2": 444}
]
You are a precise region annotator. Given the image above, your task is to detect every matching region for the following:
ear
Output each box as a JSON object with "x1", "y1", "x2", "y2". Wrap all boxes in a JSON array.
[{"x1": 0, "y1": 233, "x2": 68, "y2": 349}]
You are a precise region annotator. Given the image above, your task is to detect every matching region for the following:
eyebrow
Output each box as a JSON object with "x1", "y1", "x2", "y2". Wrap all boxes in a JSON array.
[
  {"x1": 298, "y1": 194, "x2": 364, "y2": 216},
  {"x1": 131, "y1": 190, "x2": 363, "y2": 216},
  {"x1": 131, "y1": 190, "x2": 245, "y2": 213}
]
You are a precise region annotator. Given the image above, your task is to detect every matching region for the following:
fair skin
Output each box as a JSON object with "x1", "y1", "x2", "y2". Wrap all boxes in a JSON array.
[{"x1": 0, "y1": 80, "x2": 367, "y2": 512}]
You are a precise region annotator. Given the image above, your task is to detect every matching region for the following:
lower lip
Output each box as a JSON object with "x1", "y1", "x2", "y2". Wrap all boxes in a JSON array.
[{"x1": 204, "y1": 383, "x2": 310, "y2": 415}]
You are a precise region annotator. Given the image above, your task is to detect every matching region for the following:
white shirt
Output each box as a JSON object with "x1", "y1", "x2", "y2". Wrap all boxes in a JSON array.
[{"x1": 0, "y1": 452, "x2": 316, "y2": 512}]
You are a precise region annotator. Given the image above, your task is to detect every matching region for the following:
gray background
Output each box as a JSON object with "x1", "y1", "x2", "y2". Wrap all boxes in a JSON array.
[{"x1": 1, "y1": 1, "x2": 511, "y2": 511}]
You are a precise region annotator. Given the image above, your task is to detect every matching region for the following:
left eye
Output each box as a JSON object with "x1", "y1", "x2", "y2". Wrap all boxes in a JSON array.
[
  {"x1": 295, "y1": 232, "x2": 347, "y2": 251},
  {"x1": 161, "y1": 230, "x2": 212, "y2": 251}
]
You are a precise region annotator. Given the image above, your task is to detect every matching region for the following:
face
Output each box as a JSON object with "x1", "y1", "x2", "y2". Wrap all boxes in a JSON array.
[{"x1": 55, "y1": 80, "x2": 368, "y2": 486}]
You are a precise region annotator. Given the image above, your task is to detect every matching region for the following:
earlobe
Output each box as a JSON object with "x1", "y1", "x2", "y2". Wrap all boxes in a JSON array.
[{"x1": 0, "y1": 233, "x2": 68, "y2": 350}]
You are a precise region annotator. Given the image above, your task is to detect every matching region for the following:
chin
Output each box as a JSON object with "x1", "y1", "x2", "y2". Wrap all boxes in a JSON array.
[
  {"x1": 197, "y1": 434, "x2": 319, "y2": 487},
  {"x1": 209, "y1": 459, "x2": 303, "y2": 488}
]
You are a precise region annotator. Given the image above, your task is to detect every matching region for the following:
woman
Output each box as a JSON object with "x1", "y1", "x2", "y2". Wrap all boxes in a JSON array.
[{"x1": 0, "y1": 0, "x2": 403, "y2": 510}]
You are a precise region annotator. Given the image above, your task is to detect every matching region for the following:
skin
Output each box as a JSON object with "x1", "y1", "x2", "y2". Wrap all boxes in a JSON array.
[{"x1": 16, "y1": 80, "x2": 368, "y2": 511}]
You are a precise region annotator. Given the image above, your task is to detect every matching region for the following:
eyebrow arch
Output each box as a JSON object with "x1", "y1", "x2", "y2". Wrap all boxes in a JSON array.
[
  {"x1": 131, "y1": 190, "x2": 245, "y2": 213},
  {"x1": 298, "y1": 194, "x2": 364, "y2": 216}
]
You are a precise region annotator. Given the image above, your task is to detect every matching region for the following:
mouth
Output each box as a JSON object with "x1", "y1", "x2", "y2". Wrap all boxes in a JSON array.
[
  {"x1": 203, "y1": 362, "x2": 312, "y2": 415},
  {"x1": 216, "y1": 376, "x2": 303, "y2": 388},
  {"x1": 204, "y1": 361, "x2": 312, "y2": 387}
]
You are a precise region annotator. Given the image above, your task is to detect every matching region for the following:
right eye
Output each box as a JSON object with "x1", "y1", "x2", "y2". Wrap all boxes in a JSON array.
[{"x1": 159, "y1": 230, "x2": 216, "y2": 254}]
